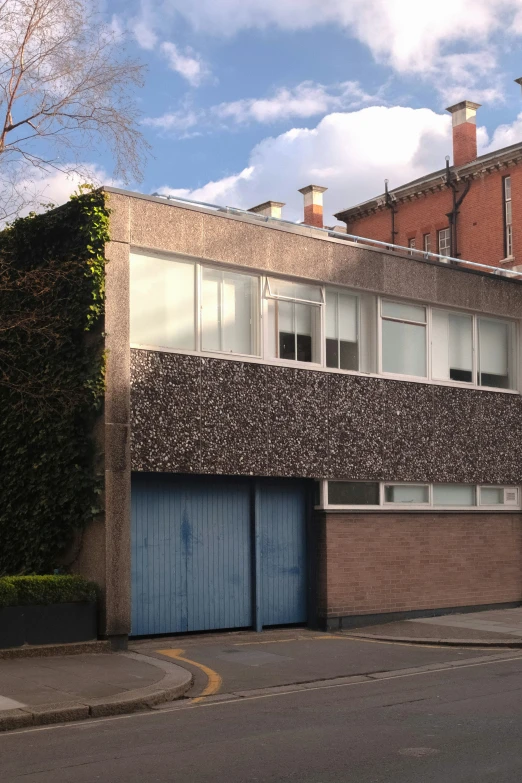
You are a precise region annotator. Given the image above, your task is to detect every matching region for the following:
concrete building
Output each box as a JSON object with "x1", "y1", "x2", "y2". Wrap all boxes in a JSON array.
[
  {"x1": 335, "y1": 92, "x2": 522, "y2": 273},
  {"x1": 81, "y1": 186, "x2": 522, "y2": 645}
]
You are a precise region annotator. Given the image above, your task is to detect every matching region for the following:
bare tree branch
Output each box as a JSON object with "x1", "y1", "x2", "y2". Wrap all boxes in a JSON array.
[{"x1": 0, "y1": 0, "x2": 149, "y2": 218}]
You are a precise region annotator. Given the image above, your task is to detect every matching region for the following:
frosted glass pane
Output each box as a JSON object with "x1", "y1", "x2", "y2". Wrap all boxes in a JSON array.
[
  {"x1": 382, "y1": 320, "x2": 426, "y2": 377},
  {"x1": 201, "y1": 272, "x2": 220, "y2": 351},
  {"x1": 325, "y1": 291, "x2": 338, "y2": 339},
  {"x1": 480, "y1": 487, "x2": 504, "y2": 505},
  {"x1": 222, "y1": 273, "x2": 257, "y2": 355},
  {"x1": 479, "y1": 319, "x2": 508, "y2": 375},
  {"x1": 295, "y1": 303, "x2": 312, "y2": 336},
  {"x1": 278, "y1": 300, "x2": 293, "y2": 333},
  {"x1": 268, "y1": 278, "x2": 322, "y2": 302},
  {"x1": 382, "y1": 301, "x2": 426, "y2": 323},
  {"x1": 449, "y1": 314, "x2": 472, "y2": 371},
  {"x1": 338, "y1": 294, "x2": 357, "y2": 342},
  {"x1": 431, "y1": 309, "x2": 450, "y2": 379},
  {"x1": 433, "y1": 485, "x2": 475, "y2": 505},
  {"x1": 202, "y1": 268, "x2": 258, "y2": 355},
  {"x1": 385, "y1": 485, "x2": 429, "y2": 503},
  {"x1": 130, "y1": 254, "x2": 195, "y2": 349}
]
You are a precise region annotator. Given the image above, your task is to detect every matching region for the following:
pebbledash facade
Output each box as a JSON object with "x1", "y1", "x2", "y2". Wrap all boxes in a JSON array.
[{"x1": 80, "y1": 186, "x2": 522, "y2": 644}]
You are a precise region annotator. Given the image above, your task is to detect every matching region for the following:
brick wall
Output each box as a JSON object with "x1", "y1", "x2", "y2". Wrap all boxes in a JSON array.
[
  {"x1": 316, "y1": 512, "x2": 522, "y2": 621},
  {"x1": 346, "y1": 165, "x2": 522, "y2": 269}
]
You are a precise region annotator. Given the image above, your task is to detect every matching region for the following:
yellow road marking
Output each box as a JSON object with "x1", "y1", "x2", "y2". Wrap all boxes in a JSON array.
[
  {"x1": 157, "y1": 648, "x2": 222, "y2": 703},
  {"x1": 233, "y1": 634, "x2": 338, "y2": 646}
]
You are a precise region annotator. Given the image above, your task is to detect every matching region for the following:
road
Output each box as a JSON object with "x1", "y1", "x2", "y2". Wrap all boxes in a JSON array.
[{"x1": 3, "y1": 644, "x2": 522, "y2": 782}]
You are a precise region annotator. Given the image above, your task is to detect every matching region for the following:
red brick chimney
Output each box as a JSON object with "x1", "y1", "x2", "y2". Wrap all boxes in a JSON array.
[
  {"x1": 298, "y1": 185, "x2": 327, "y2": 228},
  {"x1": 446, "y1": 100, "x2": 481, "y2": 167}
]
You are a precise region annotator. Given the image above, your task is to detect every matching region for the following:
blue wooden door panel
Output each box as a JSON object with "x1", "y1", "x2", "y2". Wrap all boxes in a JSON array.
[
  {"x1": 258, "y1": 482, "x2": 307, "y2": 626},
  {"x1": 131, "y1": 476, "x2": 252, "y2": 636}
]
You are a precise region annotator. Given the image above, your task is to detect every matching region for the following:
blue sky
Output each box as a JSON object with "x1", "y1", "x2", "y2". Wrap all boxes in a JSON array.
[{"x1": 47, "y1": 0, "x2": 522, "y2": 223}]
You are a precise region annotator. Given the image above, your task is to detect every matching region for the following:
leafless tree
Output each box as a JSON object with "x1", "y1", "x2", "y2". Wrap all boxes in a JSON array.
[{"x1": 0, "y1": 0, "x2": 148, "y2": 219}]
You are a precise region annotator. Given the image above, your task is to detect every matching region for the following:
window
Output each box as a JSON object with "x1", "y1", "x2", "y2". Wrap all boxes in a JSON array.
[
  {"x1": 433, "y1": 484, "x2": 475, "y2": 506},
  {"x1": 384, "y1": 484, "x2": 429, "y2": 504},
  {"x1": 432, "y1": 310, "x2": 473, "y2": 383},
  {"x1": 130, "y1": 254, "x2": 516, "y2": 392},
  {"x1": 438, "y1": 227, "x2": 451, "y2": 258},
  {"x1": 327, "y1": 482, "x2": 379, "y2": 506},
  {"x1": 265, "y1": 278, "x2": 322, "y2": 364},
  {"x1": 480, "y1": 487, "x2": 519, "y2": 506},
  {"x1": 202, "y1": 267, "x2": 259, "y2": 356},
  {"x1": 130, "y1": 253, "x2": 196, "y2": 350},
  {"x1": 503, "y1": 176, "x2": 513, "y2": 258},
  {"x1": 478, "y1": 318, "x2": 513, "y2": 389},
  {"x1": 408, "y1": 238, "x2": 416, "y2": 255},
  {"x1": 423, "y1": 233, "x2": 431, "y2": 256},
  {"x1": 321, "y1": 482, "x2": 520, "y2": 510},
  {"x1": 381, "y1": 300, "x2": 427, "y2": 378},
  {"x1": 325, "y1": 291, "x2": 358, "y2": 370}
]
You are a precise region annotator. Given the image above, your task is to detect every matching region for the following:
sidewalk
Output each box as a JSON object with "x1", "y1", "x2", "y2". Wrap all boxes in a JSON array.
[
  {"x1": 343, "y1": 606, "x2": 522, "y2": 646},
  {"x1": 0, "y1": 650, "x2": 192, "y2": 731}
]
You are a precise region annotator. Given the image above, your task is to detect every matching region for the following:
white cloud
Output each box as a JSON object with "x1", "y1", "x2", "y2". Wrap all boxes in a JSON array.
[
  {"x1": 133, "y1": 0, "x2": 522, "y2": 102},
  {"x1": 144, "y1": 80, "x2": 384, "y2": 135},
  {"x1": 143, "y1": 108, "x2": 202, "y2": 132},
  {"x1": 159, "y1": 41, "x2": 209, "y2": 87},
  {"x1": 214, "y1": 81, "x2": 380, "y2": 124},
  {"x1": 131, "y1": 18, "x2": 158, "y2": 50},
  {"x1": 480, "y1": 112, "x2": 522, "y2": 154},
  {"x1": 1, "y1": 164, "x2": 116, "y2": 224},
  {"x1": 154, "y1": 106, "x2": 453, "y2": 223}
]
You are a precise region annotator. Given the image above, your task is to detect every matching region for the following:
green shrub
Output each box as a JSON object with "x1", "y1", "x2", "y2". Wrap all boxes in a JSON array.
[
  {"x1": 0, "y1": 578, "x2": 17, "y2": 607},
  {"x1": 0, "y1": 575, "x2": 98, "y2": 606}
]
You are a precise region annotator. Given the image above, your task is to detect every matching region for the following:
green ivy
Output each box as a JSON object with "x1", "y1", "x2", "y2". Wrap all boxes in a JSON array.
[{"x1": 0, "y1": 188, "x2": 109, "y2": 575}]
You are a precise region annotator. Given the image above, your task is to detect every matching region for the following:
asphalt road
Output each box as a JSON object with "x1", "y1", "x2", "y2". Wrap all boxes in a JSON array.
[{"x1": 3, "y1": 651, "x2": 522, "y2": 782}]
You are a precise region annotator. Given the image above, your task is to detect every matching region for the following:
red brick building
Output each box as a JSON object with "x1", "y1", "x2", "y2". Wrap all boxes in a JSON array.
[{"x1": 334, "y1": 99, "x2": 522, "y2": 272}]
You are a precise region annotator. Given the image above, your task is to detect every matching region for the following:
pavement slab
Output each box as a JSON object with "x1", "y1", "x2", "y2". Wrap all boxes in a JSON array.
[{"x1": 0, "y1": 651, "x2": 192, "y2": 731}]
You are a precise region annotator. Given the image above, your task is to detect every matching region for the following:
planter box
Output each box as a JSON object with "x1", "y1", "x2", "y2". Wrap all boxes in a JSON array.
[{"x1": 0, "y1": 602, "x2": 97, "y2": 649}]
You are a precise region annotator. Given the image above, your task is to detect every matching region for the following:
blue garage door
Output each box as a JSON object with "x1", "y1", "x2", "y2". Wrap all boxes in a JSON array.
[
  {"x1": 132, "y1": 475, "x2": 252, "y2": 635},
  {"x1": 258, "y1": 482, "x2": 307, "y2": 626},
  {"x1": 131, "y1": 475, "x2": 308, "y2": 636}
]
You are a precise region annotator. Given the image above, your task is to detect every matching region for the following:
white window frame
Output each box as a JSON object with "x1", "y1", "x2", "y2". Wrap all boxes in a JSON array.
[
  {"x1": 129, "y1": 250, "x2": 519, "y2": 394},
  {"x1": 324, "y1": 288, "x2": 360, "y2": 372},
  {"x1": 438, "y1": 227, "x2": 451, "y2": 257},
  {"x1": 504, "y1": 176, "x2": 513, "y2": 259},
  {"x1": 379, "y1": 298, "x2": 517, "y2": 392},
  {"x1": 318, "y1": 480, "x2": 521, "y2": 512},
  {"x1": 379, "y1": 299, "x2": 429, "y2": 381}
]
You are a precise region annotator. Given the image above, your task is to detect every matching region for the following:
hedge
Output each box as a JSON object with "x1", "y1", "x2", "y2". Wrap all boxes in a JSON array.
[{"x1": 0, "y1": 575, "x2": 98, "y2": 607}]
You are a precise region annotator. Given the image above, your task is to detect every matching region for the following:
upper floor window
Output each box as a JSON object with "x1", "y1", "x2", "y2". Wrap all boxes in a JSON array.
[
  {"x1": 130, "y1": 252, "x2": 517, "y2": 392},
  {"x1": 423, "y1": 233, "x2": 431, "y2": 256},
  {"x1": 265, "y1": 279, "x2": 322, "y2": 364},
  {"x1": 503, "y1": 176, "x2": 513, "y2": 258},
  {"x1": 382, "y1": 300, "x2": 515, "y2": 389},
  {"x1": 202, "y1": 267, "x2": 259, "y2": 356},
  {"x1": 325, "y1": 291, "x2": 358, "y2": 371},
  {"x1": 408, "y1": 238, "x2": 416, "y2": 255},
  {"x1": 438, "y1": 227, "x2": 451, "y2": 258},
  {"x1": 130, "y1": 254, "x2": 196, "y2": 351},
  {"x1": 381, "y1": 301, "x2": 427, "y2": 378}
]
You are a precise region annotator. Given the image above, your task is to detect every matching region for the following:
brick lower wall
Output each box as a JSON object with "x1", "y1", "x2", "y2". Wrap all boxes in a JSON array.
[{"x1": 316, "y1": 512, "x2": 522, "y2": 620}]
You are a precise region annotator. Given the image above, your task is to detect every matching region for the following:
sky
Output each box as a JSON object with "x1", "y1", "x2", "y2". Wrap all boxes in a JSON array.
[{"x1": 41, "y1": 0, "x2": 522, "y2": 224}]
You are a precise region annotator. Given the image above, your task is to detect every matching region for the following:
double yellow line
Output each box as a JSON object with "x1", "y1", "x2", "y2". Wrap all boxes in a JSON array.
[{"x1": 158, "y1": 648, "x2": 223, "y2": 703}]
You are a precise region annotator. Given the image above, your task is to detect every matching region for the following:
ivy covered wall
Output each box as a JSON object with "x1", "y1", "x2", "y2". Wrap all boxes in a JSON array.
[{"x1": 0, "y1": 189, "x2": 109, "y2": 575}]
